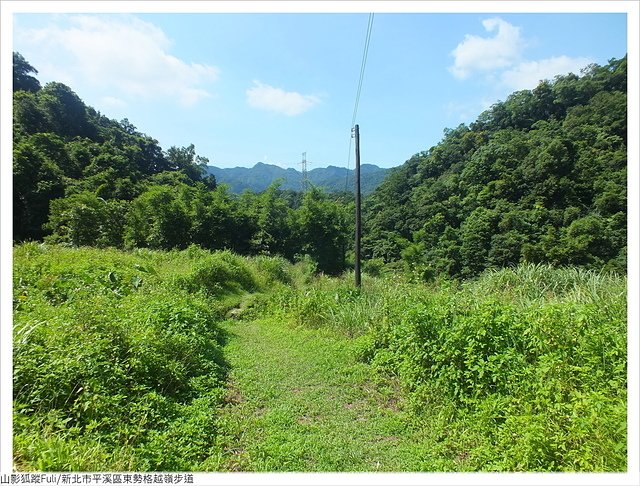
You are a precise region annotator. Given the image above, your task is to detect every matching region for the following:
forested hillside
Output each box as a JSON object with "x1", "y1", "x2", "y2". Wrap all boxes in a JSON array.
[
  {"x1": 11, "y1": 52, "x2": 629, "y2": 472},
  {"x1": 364, "y1": 57, "x2": 627, "y2": 278},
  {"x1": 13, "y1": 53, "x2": 627, "y2": 278},
  {"x1": 12, "y1": 53, "x2": 351, "y2": 275},
  {"x1": 206, "y1": 162, "x2": 389, "y2": 194}
]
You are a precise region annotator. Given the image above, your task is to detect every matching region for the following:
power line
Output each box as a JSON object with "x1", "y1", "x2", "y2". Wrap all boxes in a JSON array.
[
  {"x1": 351, "y1": 13, "x2": 375, "y2": 128},
  {"x1": 345, "y1": 12, "x2": 375, "y2": 193}
]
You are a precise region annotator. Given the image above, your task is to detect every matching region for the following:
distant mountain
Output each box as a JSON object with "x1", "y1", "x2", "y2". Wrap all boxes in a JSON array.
[{"x1": 205, "y1": 162, "x2": 390, "y2": 194}]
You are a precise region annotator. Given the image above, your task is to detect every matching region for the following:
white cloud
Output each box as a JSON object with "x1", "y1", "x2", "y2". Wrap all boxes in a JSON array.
[
  {"x1": 100, "y1": 96, "x2": 127, "y2": 108},
  {"x1": 16, "y1": 15, "x2": 219, "y2": 107},
  {"x1": 500, "y1": 55, "x2": 594, "y2": 91},
  {"x1": 246, "y1": 81, "x2": 320, "y2": 116},
  {"x1": 449, "y1": 18, "x2": 596, "y2": 97},
  {"x1": 449, "y1": 18, "x2": 525, "y2": 79}
]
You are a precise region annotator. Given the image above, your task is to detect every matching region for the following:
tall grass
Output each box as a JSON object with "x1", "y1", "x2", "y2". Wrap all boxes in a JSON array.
[
  {"x1": 14, "y1": 245, "x2": 627, "y2": 471},
  {"x1": 12, "y1": 243, "x2": 292, "y2": 471},
  {"x1": 466, "y1": 263, "x2": 626, "y2": 305},
  {"x1": 269, "y1": 264, "x2": 627, "y2": 471}
]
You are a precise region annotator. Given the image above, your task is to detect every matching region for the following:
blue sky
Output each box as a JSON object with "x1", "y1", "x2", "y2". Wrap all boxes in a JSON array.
[{"x1": 11, "y1": 10, "x2": 628, "y2": 169}]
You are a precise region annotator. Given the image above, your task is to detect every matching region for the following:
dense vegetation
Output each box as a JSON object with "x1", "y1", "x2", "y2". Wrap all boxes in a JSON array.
[
  {"x1": 13, "y1": 52, "x2": 627, "y2": 278},
  {"x1": 265, "y1": 264, "x2": 627, "y2": 471},
  {"x1": 364, "y1": 57, "x2": 627, "y2": 278},
  {"x1": 13, "y1": 243, "x2": 295, "y2": 470},
  {"x1": 12, "y1": 52, "x2": 351, "y2": 275},
  {"x1": 13, "y1": 245, "x2": 627, "y2": 471},
  {"x1": 12, "y1": 52, "x2": 627, "y2": 472}
]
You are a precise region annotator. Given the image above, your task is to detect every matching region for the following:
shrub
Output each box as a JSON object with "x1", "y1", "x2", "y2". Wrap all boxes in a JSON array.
[
  {"x1": 364, "y1": 265, "x2": 627, "y2": 471},
  {"x1": 251, "y1": 255, "x2": 293, "y2": 287},
  {"x1": 269, "y1": 264, "x2": 627, "y2": 471},
  {"x1": 175, "y1": 250, "x2": 258, "y2": 296},
  {"x1": 45, "y1": 192, "x2": 128, "y2": 248},
  {"x1": 13, "y1": 244, "x2": 230, "y2": 470}
]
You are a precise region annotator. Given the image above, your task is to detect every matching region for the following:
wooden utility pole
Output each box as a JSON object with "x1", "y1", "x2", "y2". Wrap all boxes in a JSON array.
[{"x1": 354, "y1": 124, "x2": 361, "y2": 288}]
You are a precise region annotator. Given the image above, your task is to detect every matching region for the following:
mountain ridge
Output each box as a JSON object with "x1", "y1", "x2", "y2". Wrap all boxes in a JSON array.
[{"x1": 205, "y1": 162, "x2": 390, "y2": 194}]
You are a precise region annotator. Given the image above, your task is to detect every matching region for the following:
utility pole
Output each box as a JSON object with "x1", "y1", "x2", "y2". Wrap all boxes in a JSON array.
[
  {"x1": 300, "y1": 152, "x2": 310, "y2": 191},
  {"x1": 354, "y1": 125, "x2": 362, "y2": 288}
]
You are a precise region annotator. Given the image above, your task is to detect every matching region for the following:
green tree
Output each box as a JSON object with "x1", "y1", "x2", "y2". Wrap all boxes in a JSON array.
[
  {"x1": 46, "y1": 192, "x2": 127, "y2": 247},
  {"x1": 38, "y1": 82, "x2": 93, "y2": 138},
  {"x1": 295, "y1": 188, "x2": 349, "y2": 275},
  {"x1": 13, "y1": 135, "x2": 66, "y2": 240},
  {"x1": 13, "y1": 90, "x2": 46, "y2": 136},
  {"x1": 249, "y1": 182, "x2": 295, "y2": 257},
  {"x1": 365, "y1": 56, "x2": 627, "y2": 278},
  {"x1": 189, "y1": 185, "x2": 236, "y2": 251},
  {"x1": 558, "y1": 214, "x2": 610, "y2": 266},
  {"x1": 460, "y1": 207, "x2": 498, "y2": 277},
  {"x1": 124, "y1": 186, "x2": 191, "y2": 250},
  {"x1": 13, "y1": 52, "x2": 41, "y2": 92},
  {"x1": 166, "y1": 144, "x2": 209, "y2": 182}
]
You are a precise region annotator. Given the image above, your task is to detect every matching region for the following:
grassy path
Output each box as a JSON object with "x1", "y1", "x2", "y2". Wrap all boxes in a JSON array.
[{"x1": 214, "y1": 317, "x2": 434, "y2": 472}]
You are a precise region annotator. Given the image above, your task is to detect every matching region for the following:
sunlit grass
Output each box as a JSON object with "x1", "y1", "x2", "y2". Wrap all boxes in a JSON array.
[
  {"x1": 264, "y1": 264, "x2": 627, "y2": 471},
  {"x1": 13, "y1": 243, "x2": 627, "y2": 471}
]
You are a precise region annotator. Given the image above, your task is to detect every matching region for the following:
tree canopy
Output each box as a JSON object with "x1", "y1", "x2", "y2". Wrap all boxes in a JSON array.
[
  {"x1": 13, "y1": 52, "x2": 41, "y2": 93},
  {"x1": 363, "y1": 57, "x2": 627, "y2": 277},
  {"x1": 12, "y1": 52, "x2": 627, "y2": 278}
]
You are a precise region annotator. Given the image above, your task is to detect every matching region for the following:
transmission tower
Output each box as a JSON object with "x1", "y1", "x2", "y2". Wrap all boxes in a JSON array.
[{"x1": 300, "y1": 152, "x2": 311, "y2": 191}]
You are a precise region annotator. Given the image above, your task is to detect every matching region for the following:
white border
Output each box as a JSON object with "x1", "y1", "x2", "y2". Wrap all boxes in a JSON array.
[
  {"x1": 625, "y1": 0, "x2": 640, "y2": 481},
  {"x1": 1, "y1": 1, "x2": 638, "y2": 484},
  {"x1": 0, "y1": 0, "x2": 14, "y2": 475},
  {"x1": 1, "y1": 0, "x2": 637, "y2": 14}
]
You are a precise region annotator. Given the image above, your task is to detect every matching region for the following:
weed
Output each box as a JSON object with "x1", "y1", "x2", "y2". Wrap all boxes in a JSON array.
[
  {"x1": 14, "y1": 245, "x2": 626, "y2": 471},
  {"x1": 12, "y1": 244, "x2": 279, "y2": 471},
  {"x1": 269, "y1": 264, "x2": 627, "y2": 471}
]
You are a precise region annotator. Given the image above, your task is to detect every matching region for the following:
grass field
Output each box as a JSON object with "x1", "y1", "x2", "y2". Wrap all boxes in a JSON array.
[{"x1": 12, "y1": 244, "x2": 627, "y2": 471}]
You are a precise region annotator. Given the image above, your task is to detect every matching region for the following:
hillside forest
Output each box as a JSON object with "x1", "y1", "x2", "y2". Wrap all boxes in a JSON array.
[
  {"x1": 204, "y1": 162, "x2": 389, "y2": 195},
  {"x1": 13, "y1": 52, "x2": 627, "y2": 278},
  {"x1": 11, "y1": 52, "x2": 628, "y2": 472}
]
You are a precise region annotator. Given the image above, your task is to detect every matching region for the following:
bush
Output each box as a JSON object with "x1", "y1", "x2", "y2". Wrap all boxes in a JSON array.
[
  {"x1": 268, "y1": 264, "x2": 627, "y2": 471},
  {"x1": 364, "y1": 265, "x2": 627, "y2": 471},
  {"x1": 251, "y1": 255, "x2": 293, "y2": 287},
  {"x1": 363, "y1": 258, "x2": 385, "y2": 277},
  {"x1": 175, "y1": 250, "x2": 258, "y2": 296},
  {"x1": 13, "y1": 244, "x2": 230, "y2": 470},
  {"x1": 45, "y1": 192, "x2": 128, "y2": 248}
]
